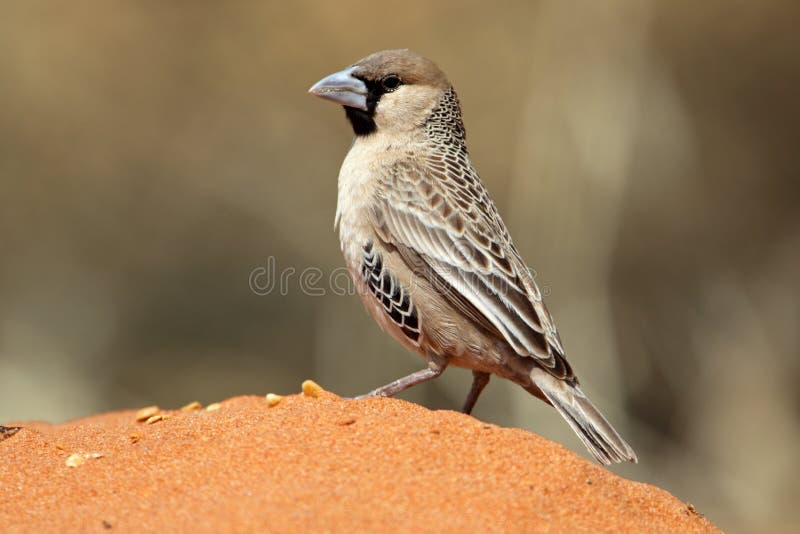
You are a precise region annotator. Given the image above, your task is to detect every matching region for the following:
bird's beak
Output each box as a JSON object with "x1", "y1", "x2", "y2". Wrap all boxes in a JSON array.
[{"x1": 308, "y1": 66, "x2": 368, "y2": 111}]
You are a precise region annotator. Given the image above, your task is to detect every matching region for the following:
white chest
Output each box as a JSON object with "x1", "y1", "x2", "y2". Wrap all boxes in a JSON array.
[
  {"x1": 337, "y1": 132, "x2": 419, "y2": 264},
  {"x1": 335, "y1": 141, "x2": 379, "y2": 267}
]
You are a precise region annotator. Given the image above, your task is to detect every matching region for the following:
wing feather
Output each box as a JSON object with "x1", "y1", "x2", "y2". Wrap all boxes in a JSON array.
[{"x1": 369, "y1": 157, "x2": 573, "y2": 380}]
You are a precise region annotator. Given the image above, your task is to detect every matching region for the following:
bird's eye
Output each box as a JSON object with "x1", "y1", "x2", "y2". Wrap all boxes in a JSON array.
[{"x1": 381, "y1": 74, "x2": 402, "y2": 92}]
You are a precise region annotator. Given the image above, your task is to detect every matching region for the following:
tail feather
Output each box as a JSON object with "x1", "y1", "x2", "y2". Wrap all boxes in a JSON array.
[{"x1": 531, "y1": 369, "x2": 638, "y2": 465}]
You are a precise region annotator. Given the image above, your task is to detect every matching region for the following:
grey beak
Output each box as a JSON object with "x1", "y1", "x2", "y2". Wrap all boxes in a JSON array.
[{"x1": 308, "y1": 66, "x2": 368, "y2": 111}]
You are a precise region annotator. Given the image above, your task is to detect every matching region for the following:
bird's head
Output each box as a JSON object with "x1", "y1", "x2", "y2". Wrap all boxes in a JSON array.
[{"x1": 309, "y1": 49, "x2": 451, "y2": 137}]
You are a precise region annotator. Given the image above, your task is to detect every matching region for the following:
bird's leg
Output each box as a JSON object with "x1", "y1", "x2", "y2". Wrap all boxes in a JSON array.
[
  {"x1": 461, "y1": 371, "x2": 490, "y2": 415},
  {"x1": 353, "y1": 360, "x2": 447, "y2": 399}
]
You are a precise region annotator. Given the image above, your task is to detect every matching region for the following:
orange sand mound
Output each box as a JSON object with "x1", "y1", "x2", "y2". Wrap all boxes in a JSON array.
[{"x1": 1, "y1": 390, "x2": 718, "y2": 532}]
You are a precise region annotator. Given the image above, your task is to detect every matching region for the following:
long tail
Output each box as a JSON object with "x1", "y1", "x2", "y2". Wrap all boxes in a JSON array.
[{"x1": 531, "y1": 368, "x2": 638, "y2": 465}]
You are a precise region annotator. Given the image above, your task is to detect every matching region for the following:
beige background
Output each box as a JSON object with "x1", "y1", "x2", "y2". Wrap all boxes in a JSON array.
[{"x1": 1, "y1": 1, "x2": 798, "y2": 532}]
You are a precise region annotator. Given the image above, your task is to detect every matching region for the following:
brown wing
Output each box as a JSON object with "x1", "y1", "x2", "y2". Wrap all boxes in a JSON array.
[{"x1": 369, "y1": 156, "x2": 573, "y2": 381}]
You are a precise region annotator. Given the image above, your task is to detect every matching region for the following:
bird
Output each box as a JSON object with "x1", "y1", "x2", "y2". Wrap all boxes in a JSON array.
[{"x1": 309, "y1": 49, "x2": 637, "y2": 464}]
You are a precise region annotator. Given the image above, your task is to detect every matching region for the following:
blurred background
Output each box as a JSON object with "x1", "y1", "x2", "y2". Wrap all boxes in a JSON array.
[{"x1": 1, "y1": 1, "x2": 797, "y2": 531}]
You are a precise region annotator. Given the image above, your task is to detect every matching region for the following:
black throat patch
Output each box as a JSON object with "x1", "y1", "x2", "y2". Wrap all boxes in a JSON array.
[
  {"x1": 344, "y1": 106, "x2": 376, "y2": 136},
  {"x1": 343, "y1": 78, "x2": 386, "y2": 136}
]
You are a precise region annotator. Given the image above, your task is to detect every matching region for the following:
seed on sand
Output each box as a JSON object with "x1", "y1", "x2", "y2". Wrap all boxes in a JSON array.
[
  {"x1": 180, "y1": 401, "x2": 202, "y2": 411},
  {"x1": 206, "y1": 403, "x2": 222, "y2": 412},
  {"x1": 301, "y1": 380, "x2": 324, "y2": 398},
  {"x1": 135, "y1": 406, "x2": 160, "y2": 422},
  {"x1": 145, "y1": 414, "x2": 167, "y2": 425},
  {"x1": 265, "y1": 393, "x2": 283, "y2": 407},
  {"x1": 65, "y1": 452, "x2": 104, "y2": 467},
  {"x1": 65, "y1": 453, "x2": 85, "y2": 468}
]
